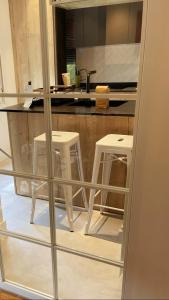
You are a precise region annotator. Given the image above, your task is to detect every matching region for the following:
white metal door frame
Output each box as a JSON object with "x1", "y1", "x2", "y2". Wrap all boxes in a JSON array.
[{"x1": 0, "y1": 0, "x2": 147, "y2": 299}]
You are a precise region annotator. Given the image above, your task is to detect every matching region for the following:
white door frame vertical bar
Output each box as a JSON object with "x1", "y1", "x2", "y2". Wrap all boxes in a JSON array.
[{"x1": 39, "y1": 0, "x2": 58, "y2": 299}]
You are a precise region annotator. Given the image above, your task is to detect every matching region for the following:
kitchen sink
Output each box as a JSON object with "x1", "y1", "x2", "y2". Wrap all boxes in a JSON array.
[
  {"x1": 68, "y1": 100, "x2": 127, "y2": 107},
  {"x1": 30, "y1": 98, "x2": 127, "y2": 108},
  {"x1": 30, "y1": 98, "x2": 74, "y2": 107},
  {"x1": 69, "y1": 100, "x2": 94, "y2": 107}
]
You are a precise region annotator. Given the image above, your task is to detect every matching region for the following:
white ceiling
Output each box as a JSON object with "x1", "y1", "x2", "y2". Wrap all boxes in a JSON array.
[{"x1": 51, "y1": 0, "x2": 142, "y2": 10}]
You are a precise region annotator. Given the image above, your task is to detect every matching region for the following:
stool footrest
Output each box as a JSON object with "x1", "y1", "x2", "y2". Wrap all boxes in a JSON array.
[
  {"x1": 72, "y1": 187, "x2": 83, "y2": 199},
  {"x1": 32, "y1": 181, "x2": 47, "y2": 192},
  {"x1": 94, "y1": 203, "x2": 124, "y2": 213},
  {"x1": 34, "y1": 195, "x2": 87, "y2": 212},
  {"x1": 54, "y1": 201, "x2": 86, "y2": 212},
  {"x1": 33, "y1": 188, "x2": 84, "y2": 202},
  {"x1": 101, "y1": 155, "x2": 127, "y2": 165},
  {"x1": 94, "y1": 190, "x2": 101, "y2": 198}
]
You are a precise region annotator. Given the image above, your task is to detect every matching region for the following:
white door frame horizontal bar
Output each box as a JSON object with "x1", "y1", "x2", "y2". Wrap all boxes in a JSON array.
[
  {"x1": 0, "y1": 229, "x2": 51, "y2": 248},
  {"x1": 0, "y1": 169, "x2": 129, "y2": 194},
  {"x1": 0, "y1": 168, "x2": 48, "y2": 181},
  {"x1": 53, "y1": 176, "x2": 129, "y2": 193},
  {"x1": 0, "y1": 92, "x2": 43, "y2": 98},
  {"x1": 0, "y1": 229, "x2": 124, "y2": 268},
  {"x1": 0, "y1": 92, "x2": 137, "y2": 100},
  {"x1": 56, "y1": 244, "x2": 124, "y2": 268}
]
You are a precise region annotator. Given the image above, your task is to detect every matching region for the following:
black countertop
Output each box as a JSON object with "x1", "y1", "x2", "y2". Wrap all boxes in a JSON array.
[{"x1": 0, "y1": 99, "x2": 135, "y2": 117}]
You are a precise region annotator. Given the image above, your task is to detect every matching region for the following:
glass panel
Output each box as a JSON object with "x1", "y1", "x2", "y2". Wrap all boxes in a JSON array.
[
  {"x1": 50, "y1": 113, "x2": 130, "y2": 263},
  {"x1": 0, "y1": 0, "x2": 54, "y2": 175},
  {"x1": 6, "y1": 0, "x2": 43, "y2": 94},
  {"x1": 0, "y1": 98, "x2": 18, "y2": 171},
  {"x1": 57, "y1": 250, "x2": 122, "y2": 299},
  {"x1": 0, "y1": 0, "x2": 144, "y2": 298},
  {"x1": 0, "y1": 97, "x2": 50, "y2": 176},
  {"x1": 54, "y1": 183, "x2": 124, "y2": 262},
  {"x1": 51, "y1": 114, "x2": 130, "y2": 187},
  {"x1": 0, "y1": 175, "x2": 50, "y2": 243},
  {"x1": 55, "y1": 1, "x2": 142, "y2": 86},
  {"x1": 1, "y1": 237, "x2": 53, "y2": 296}
]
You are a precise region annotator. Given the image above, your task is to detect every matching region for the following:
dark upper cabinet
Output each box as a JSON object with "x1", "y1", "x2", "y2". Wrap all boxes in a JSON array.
[
  {"x1": 64, "y1": 2, "x2": 143, "y2": 48},
  {"x1": 83, "y1": 7, "x2": 106, "y2": 47},
  {"x1": 70, "y1": 7, "x2": 106, "y2": 48},
  {"x1": 72, "y1": 9, "x2": 84, "y2": 48},
  {"x1": 106, "y1": 2, "x2": 143, "y2": 45}
]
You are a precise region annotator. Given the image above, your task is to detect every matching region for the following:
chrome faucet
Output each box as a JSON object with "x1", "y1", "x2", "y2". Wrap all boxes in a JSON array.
[{"x1": 79, "y1": 69, "x2": 97, "y2": 93}]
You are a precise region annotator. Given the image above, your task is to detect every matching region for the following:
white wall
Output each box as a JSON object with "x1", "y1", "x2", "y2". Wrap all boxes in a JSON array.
[
  {"x1": 0, "y1": 0, "x2": 16, "y2": 162},
  {"x1": 9, "y1": 0, "x2": 55, "y2": 94},
  {"x1": 123, "y1": 0, "x2": 169, "y2": 298}
]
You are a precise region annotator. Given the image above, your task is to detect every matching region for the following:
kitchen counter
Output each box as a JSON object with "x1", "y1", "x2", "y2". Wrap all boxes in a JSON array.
[
  {"x1": 0, "y1": 100, "x2": 135, "y2": 116},
  {"x1": 4, "y1": 99, "x2": 135, "y2": 210}
]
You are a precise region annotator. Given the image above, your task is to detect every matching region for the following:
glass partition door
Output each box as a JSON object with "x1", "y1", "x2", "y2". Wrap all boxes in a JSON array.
[{"x1": 0, "y1": 0, "x2": 145, "y2": 299}]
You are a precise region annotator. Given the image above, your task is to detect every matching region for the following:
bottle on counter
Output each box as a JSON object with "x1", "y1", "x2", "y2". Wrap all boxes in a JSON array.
[
  {"x1": 23, "y1": 81, "x2": 33, "y2": 108},
  {"x1": 27, "y1": 81, "x2": 32, "y2": 92}
]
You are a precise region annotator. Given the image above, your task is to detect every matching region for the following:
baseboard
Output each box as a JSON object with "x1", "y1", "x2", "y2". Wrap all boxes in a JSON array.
[{"x1": 0, "y1": 281, "x2": 52, "y2": 300}]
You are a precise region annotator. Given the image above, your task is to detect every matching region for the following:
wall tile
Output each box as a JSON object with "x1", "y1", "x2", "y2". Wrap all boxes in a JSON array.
[{"x1": 76, "y1": 43, "x2": 140, "y2": 82}]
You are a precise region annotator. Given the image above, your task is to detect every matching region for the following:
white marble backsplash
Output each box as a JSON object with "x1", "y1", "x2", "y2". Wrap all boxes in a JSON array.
[{"x1": 76, "y1": 43, "x2": 140, "y2": 82}]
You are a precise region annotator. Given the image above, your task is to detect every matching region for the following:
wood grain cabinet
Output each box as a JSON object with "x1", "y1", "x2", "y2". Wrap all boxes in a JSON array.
[
  {"x1": 106, "y1": 2, "x2": 143, "y2": 45},
  {"x1": 129, "y1": 116, "x2": 135, "y2": 135},
  {"x1": 72, "y1": 9, "x2": 84, "y2": 48},
  {"x1": 106, "y1": 4, "x2": 130, "y2": 45},
  {"x1": 83, "y1": 7, "x2": 106, "y2": 47},
  {"x1": 66, "y1": 8, "x2": 105, "y2": 48},
  {"x1": 128, "y1": 2, "x2": 143, "y2": 43}
]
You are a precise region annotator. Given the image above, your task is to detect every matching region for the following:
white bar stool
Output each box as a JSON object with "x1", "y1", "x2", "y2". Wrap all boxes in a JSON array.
[
  {"x1": 85, "y1": 134, "x2": 133, "y2": 234},
  {"x1": 30, "y1": 131, "x2": 88, "y2": 232}
]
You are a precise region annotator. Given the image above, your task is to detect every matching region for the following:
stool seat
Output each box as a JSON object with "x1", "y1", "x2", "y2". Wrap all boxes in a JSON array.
[
  {"x1": 96, "y1": 134, "x2": 133, "y2": 153},
  {"x1": 34, "y1": 131, "x2": 79, "y2": 146}
]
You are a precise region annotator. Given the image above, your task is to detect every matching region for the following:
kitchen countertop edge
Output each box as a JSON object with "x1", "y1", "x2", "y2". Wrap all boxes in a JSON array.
[{"x1": 0, "y1": 101, "x2": 135, "y2": 117}]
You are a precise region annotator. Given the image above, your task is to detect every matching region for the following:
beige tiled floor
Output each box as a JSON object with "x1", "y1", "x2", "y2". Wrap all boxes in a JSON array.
[{"x1": 0, "y1": 172, "x2": 123, "y2": 299}]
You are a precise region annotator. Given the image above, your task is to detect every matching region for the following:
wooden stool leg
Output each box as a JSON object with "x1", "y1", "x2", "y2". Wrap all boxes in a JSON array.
[
  {"x1": 100, "y1": 152, "x2": 112, "y2": 214},
  {"x1": 61, "y1": 146, "x2": 74, "y2": 232},
  {"x1": 76, "y1": 141, "x2": 88, "y2": 210},
  {"x1": 30, "y1": 141, "x2": 38, "y2": 224},
  {"x1": 85, "y1": 146, "x2": 102, "y2": 234}
]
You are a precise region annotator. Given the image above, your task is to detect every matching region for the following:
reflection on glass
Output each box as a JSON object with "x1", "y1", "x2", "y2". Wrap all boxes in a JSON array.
[
  {"x1": 1, "y1": 238, "x2": 53, "y2": 296},
  {"x1": 57, "y1": 251, "x2": 122, "y2": 299},
  {"x1": 50, "y1": 114, "x2": 132, "y2": 263},
  {"x1": 54, "y1": 184, "x2": 123, "y2": 263},
  {"x1": 0, "y1": 101, "x2": 132, "y2": 288},
  {"x1": 0, "y1": 100, "x2": 48, "y2": 178},
  {"x1": 0, "y1": 98, "x2": 17, "y2": 172},
  {"x1": 0, "y1": 175, "x2": 50, "y2": 242}
]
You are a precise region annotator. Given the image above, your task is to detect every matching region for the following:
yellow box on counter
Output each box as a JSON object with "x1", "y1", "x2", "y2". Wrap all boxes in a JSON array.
[{"x1": 95, "y1": 85, "x2": 110, "y2": 109}]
